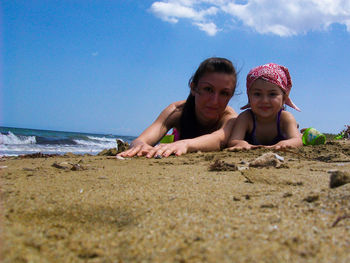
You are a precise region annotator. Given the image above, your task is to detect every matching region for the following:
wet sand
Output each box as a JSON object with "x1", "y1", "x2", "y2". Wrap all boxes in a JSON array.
[{"x1": 1, "y1": 141, "x2": 350, "y2": 262}]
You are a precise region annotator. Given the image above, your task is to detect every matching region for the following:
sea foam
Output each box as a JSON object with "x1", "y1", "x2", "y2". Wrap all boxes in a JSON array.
[{"x1": 0, "y1": 132, "x2": 36, "y2": 145}]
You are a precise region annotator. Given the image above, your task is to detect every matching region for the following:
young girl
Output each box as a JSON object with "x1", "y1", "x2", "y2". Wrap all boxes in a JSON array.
[{"x1": 227, "y1": 63, "x2": 302, "y2": 150}]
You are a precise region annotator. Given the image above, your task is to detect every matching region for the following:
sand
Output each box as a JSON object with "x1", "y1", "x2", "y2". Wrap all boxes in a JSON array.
[{"x1": 1, "y1": 141, "x2": 350, "y2": 262}]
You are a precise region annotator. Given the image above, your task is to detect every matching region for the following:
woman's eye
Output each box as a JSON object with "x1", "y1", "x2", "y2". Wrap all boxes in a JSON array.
[
  {"x1": 203, "y1": 87, "x2": 213, "y2": 93},
  {"x1": 221, "y1": 91, "x2": 231, "y2": 97}
]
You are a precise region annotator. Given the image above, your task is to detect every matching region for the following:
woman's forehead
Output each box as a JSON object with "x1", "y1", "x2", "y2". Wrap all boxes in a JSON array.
[{"x1": 197, "y1": 72, "x2": 235, "y2": 87}]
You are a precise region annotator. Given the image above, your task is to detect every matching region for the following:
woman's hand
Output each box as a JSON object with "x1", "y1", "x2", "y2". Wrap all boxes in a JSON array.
[
  {"x1": 117, "y1": 141, "x2": 155, "y2": 158},
  {"x1": 146, "y1": 140, "x2": 190, "y2": 158}
]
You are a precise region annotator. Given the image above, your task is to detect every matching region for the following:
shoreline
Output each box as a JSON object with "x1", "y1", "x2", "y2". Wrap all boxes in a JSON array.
[{"x1": 1, "y1": 140, "x2": 350, "y2": 262}]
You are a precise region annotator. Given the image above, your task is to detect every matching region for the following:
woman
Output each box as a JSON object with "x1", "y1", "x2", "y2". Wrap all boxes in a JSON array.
[{"x1": 118, "y1": 57, "x2": 238, "y2": 158}]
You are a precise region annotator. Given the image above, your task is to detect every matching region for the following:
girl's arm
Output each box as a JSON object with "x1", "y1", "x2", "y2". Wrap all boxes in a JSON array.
[
  {"x1": 146, "y1": 108, "x2": 237, "y2": 158},
  {"x1": 227, "y1": 111, "x2": 257, "y2": 150},
  {"x1": 118, "y1": 101, "x2": 183, "y2": 157},
  {"x1": 268, "y1": 111, "x2": 302, "y2": 150}
]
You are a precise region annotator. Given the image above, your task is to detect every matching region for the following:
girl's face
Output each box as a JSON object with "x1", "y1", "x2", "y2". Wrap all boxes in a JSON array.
[
  {"x1": 191, "y1": 72, "x2": 235, "y2": 125},
  {"x1": 248, "y1": 79, "x2": 285, "y2": 120}
]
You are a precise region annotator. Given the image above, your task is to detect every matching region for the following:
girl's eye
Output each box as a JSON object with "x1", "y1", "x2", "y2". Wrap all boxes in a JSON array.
[
  {"x1": 270, "y1": 92, "x2": 281, "y2": 97},
  {"x1": 253, "y1": 92, "x2": 261, "y2": 97}
]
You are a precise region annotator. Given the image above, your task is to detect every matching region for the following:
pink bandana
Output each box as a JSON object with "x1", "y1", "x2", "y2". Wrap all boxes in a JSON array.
[{"x1": 241, "y1": 63, "x2": 301, "y2": 112}]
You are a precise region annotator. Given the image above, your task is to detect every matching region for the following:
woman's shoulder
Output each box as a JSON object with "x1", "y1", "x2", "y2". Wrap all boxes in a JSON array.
[
  {"x1": 225, "y1": 105, "x2": 237, "y2": 115},
  {"x1": 222, "y1": 105, "x2": 238, "y2": 120},
  {"x1": 164, "y1": 100, "x2": 186, "y2": 116},
  {"x1": 170, "y1": 100, "x2": 186, "y2": 109},
  {"x1": 160, "y1": 100, "x2": 186, "y2": 126}
]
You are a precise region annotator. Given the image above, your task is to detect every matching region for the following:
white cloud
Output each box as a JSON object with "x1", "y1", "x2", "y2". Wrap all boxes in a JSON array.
[
  {"x1": 194, "y1": 22, "x2": 220, "y2": 36},
  {"x1": 149, "y1": 0, "x2": 350, "y2": 36},
  {"x1": 150, "y1": 0, "x2": 220, "y2": 34}
]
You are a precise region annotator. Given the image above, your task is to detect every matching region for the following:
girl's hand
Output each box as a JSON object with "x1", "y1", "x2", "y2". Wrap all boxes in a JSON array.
[
  {"x1": 264, "y1": 141, "x2": 293, "y2": 151},
  {"x1": 227, "y1": 141, "x2": 259, "y2": 151},
  {"x1": 117, "y1": 142, "x2": 155, "y2": 157},
  {"x1": 265, "y1": 138, "x2": 302, "y2": 151},
  {"x1": 146, "y1": 140, "x2": 190, "y2": 158}
]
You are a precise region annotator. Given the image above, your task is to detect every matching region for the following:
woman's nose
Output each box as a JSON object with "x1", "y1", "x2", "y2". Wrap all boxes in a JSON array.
[{"x1": 210, "y1": 92, "x2": 220, "y2": 104}]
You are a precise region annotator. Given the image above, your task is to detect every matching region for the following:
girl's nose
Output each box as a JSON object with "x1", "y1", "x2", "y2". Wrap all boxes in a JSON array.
[{"x1": 261, "y1": 94, "x2": 269, "y2": 102}]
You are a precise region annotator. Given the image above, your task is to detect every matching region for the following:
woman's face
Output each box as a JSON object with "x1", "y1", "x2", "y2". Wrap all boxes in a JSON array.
[{"x1": 191, "y1": 72, "x2": 235, "y2": 125}]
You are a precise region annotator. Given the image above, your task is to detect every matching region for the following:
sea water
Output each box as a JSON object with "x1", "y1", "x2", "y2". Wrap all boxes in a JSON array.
[{"x1": 0, "y1": 127, "x2": 136, "y2": 156}]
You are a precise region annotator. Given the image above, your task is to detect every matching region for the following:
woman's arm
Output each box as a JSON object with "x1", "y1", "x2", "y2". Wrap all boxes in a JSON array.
[
  {"x1": 267, "y1": 111, "x2": 302, "y2": 150},
  {"x1": 146, "y1": 107, "x2": 237, "y2": 158},
  {"x1": 118, "y1": 101, "x2": 183, "y2": 157}
]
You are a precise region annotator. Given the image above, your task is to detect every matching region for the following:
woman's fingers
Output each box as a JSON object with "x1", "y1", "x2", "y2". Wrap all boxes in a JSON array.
[
  {"x1": 118, "y1": 144, "x2": 156, "y2": 158},
  {"x1": 163, "y1": 148, "x2": 174, "y2": 157},
  {"x1": 146, "y1": 148, "x2": 157, "y2": 158},
  {"x1": 153, "y1": 145, "x2": 169, "y2": 158},
  {"x1": 121, "y1": 142, "x2": 187, "y2": 159},
  {"x1": 118, "y1": 147, "x2": 136, "y2": 157},
  {"x1": 127, "y1": 145, "x2": 143, "y2": 157},
  {"x1": 147, "y1": 143, "x2": 179, "y2": 158}
]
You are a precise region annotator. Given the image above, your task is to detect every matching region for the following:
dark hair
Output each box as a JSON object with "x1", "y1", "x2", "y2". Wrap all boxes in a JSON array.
[{"x1": 180, "y1": 57, "x2": 237, "y2": 139}]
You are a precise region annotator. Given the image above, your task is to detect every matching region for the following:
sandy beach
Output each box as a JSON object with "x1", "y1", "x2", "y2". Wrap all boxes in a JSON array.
[{"x1": 1, "y1": 140, "x2": 350, "y2": 262}]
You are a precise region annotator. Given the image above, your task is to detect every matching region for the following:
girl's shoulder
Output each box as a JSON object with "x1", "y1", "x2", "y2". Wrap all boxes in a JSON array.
[
  {"x1": 237, "y1": 109, "x2": 253, "y2": 120},
  {"x1": 279, "y1": 110, "x2": 298, "y2": 130},
  {"x1": 280, "y1": 110, "x2": 297, "y2": 121}
]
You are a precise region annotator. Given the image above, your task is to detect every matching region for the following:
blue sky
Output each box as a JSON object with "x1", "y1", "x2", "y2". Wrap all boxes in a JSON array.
[{"x1": 2, "y1": 0, "x2": 350, "y2": 136}]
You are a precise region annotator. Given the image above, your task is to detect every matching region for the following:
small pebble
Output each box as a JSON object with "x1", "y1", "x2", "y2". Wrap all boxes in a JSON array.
[
  {"x1": 329, "y1": 170, "x2": 350, "y2": 188},
  {"x1": 303, "y1": 194, "x2": 319, "y2": 203}
]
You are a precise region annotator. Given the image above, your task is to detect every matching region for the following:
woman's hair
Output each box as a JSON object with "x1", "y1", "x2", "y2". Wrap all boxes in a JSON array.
[{"x1": 180, "y1": 57, "x2": 237, "y2": 139}]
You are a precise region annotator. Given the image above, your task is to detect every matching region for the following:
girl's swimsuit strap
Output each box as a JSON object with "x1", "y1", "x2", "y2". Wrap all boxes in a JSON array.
[{"x1": 276, "y1": 109, "x2": 283, "y2": 139}]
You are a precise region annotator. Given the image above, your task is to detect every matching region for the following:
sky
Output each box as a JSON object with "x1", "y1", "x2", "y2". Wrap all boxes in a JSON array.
[{"x1": 1, "y1": 0, "x2": 350, "y2": 136}]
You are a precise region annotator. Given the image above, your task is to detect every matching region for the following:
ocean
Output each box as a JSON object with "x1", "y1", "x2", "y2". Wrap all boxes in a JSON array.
[{"x1": 0, "y1": 126, "x2": 136, "y2": 156}]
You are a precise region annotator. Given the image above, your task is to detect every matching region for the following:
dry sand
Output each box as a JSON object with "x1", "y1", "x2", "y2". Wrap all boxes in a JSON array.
[{"x1": 1, "y1": 141, "x2": 350, "y2": 262}]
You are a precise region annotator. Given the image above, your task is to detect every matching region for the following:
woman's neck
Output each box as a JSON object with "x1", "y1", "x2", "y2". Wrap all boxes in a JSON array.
[{"x1": 197, "y1": 118, "x2": 220, "y2": 135}]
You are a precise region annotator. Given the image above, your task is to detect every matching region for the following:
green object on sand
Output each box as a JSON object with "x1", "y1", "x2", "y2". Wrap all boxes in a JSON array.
[
  {"x1": 302, "y1": 127, "x2": 326, "y2": 145},
  {"x1": 159, "y1": 134, "x2": 174, "y2": 144},
  {"x1": 334, "y1": 133, "x2": 344, "y2": 140}
]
